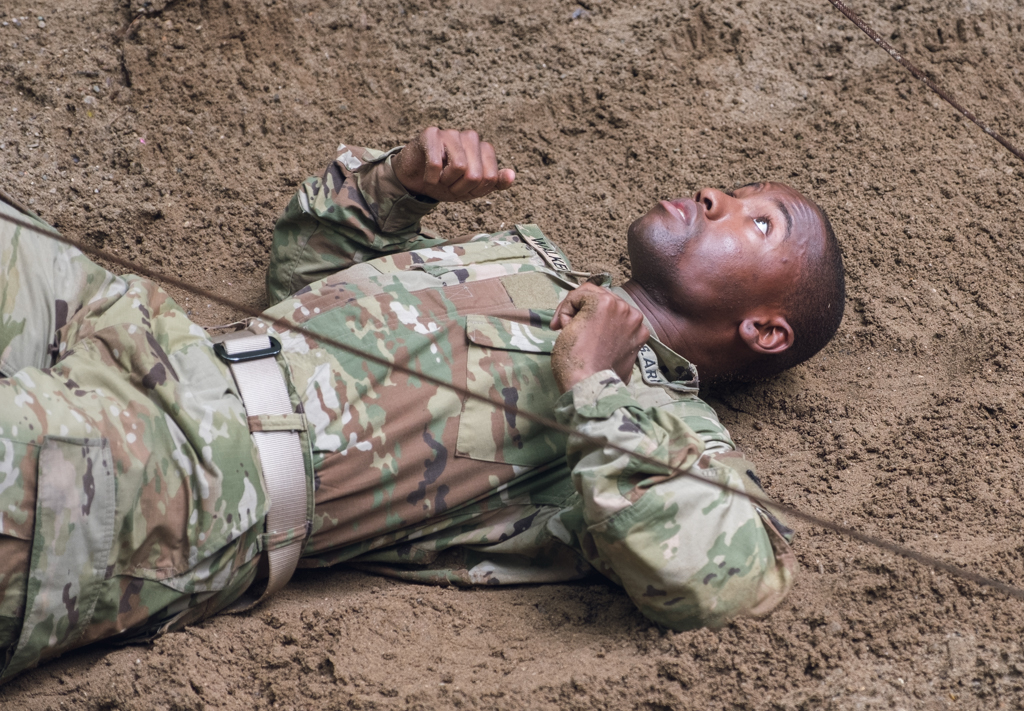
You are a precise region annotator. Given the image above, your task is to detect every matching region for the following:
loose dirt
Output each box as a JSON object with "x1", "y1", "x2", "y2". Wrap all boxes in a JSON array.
[{"x1": 1, "y1": 0, "x2": 1023, "y2": 708}]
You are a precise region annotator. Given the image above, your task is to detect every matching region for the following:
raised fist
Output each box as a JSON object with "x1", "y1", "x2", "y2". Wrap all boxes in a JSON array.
[{"x1": 392, "y1": 127, "x2": 516, "y2": 202}]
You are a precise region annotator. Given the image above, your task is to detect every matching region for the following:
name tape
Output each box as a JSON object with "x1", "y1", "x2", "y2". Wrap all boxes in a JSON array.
[{"x1": 517, "y1": 230, "x2": 572, "y2": 273}]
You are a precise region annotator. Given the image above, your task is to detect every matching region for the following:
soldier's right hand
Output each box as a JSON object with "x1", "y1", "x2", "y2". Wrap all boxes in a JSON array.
[
  {"x1": 549, "y1": 283, "x2": 650, "y2": 393},
  {"x1": 392, "y1": 127, "x2": 516, "y2": 202}
]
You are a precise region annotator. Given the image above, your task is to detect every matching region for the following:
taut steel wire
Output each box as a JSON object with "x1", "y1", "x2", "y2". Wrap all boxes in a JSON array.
[
  {"x1": 0, "y1": 205, "x2": 1021, "y2": 602},
  {"x1": 826, "y1": 0, "x2": 1024, "y2": 164}
]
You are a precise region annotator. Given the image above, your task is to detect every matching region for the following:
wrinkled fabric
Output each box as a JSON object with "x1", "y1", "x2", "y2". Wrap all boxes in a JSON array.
[
  {"x1": 259, "y1": 143, "x2": 796, "y2": 629},
  {"x1": 0, "y1": 142, "x2": 795, "y2": 683},
  {"x1": 0, "y1": 199, "x2": 266, "y2": 682}
]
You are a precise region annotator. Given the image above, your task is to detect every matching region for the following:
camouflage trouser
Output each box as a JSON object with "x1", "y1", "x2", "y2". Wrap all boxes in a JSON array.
[{"x1": 0, "y1": 199, "x2": 267, "y2": 684}]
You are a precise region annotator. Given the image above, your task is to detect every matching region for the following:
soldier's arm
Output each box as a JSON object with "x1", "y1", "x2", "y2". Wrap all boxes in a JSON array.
[
  {"x1": 265, "y1": 143, "x2": 442, "y2": 305},
  {"x1": 549, "y1": 285, "x2": 795, "y2": 630},
  {"x1": 554, "y1": 375, "x2": 796, "y2": 630},
  {"x1": 266, "y1": 128, "x2": 514, "y2": 305}
]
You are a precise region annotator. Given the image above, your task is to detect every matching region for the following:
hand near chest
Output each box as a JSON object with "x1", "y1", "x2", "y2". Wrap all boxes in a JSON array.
[{"x1": 549, "y1": 283, "x2": 650, "y2": 392}]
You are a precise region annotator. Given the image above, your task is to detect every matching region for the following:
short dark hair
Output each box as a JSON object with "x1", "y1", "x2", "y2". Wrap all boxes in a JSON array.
[{"x1": 745, "y1": 202, "x2": 845, "y2": 379}]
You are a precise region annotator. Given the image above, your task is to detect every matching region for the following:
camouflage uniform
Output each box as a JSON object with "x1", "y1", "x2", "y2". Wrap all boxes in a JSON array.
[
  {"x1": 0, "y1": 144, "x2": 795, "y2": 684},
  {"x1": 0, "y1": 196, "x2": 268, "y2": 683}
]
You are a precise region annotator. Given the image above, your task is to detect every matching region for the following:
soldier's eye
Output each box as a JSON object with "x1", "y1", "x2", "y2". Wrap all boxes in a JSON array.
[{"x1": 754, "y1": 217, "x2": 769, "y2": 236}]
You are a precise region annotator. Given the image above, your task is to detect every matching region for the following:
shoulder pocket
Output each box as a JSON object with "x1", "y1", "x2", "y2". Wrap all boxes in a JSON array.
[{"x1": 456, "y1": 316, "x2": 566, "y2": 466}]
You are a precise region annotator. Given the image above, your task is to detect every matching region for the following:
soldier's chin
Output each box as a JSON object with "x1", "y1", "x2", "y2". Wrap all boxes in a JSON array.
[
  {"x1": 628, "y1": 209, "x2": 692, "y2": 255},
  {"x1": 625, "y1": 213, "x2": 664, "y2": 258},
  {"x1": 626, "y1": 228, "x2": 679, "y2": 307}
]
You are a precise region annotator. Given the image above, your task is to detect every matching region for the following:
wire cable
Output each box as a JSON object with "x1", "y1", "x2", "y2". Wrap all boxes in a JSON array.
[
  {"x1": 0, "y1": 206, "x2": 1022, "y2": 601},
  {"x1": 826, "y1": 0, "x2": 1024, "y2": 165}
]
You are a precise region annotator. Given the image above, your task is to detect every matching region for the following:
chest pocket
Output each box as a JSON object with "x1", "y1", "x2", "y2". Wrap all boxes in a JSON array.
[{"x1": 456, "y1": 314, "x2": 567, "y2": 467}]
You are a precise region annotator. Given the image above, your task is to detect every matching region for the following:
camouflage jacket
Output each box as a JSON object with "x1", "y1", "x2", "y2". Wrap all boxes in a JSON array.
[
  {"x1": 0, "y1": 143, "x2": 795, "y2": 684},
  {"x1": 258, "y1": 143, "x2": 797, "y2": 630}
]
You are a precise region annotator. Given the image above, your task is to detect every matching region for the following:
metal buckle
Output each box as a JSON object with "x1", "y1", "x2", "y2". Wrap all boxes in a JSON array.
[{"x1": 214, "y1": 336, "x2": 282, "y2": 363}]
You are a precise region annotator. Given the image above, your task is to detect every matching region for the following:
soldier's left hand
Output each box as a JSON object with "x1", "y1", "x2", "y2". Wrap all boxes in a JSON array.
[
  {"x1": 549, "y1": 283, "x2": 650, "y2": 392},
  {"x1": 393, "y1": 127, "x2": 516, "y2": 202}
]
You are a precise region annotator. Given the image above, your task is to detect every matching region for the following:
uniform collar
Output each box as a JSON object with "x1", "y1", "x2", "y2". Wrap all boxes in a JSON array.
[{"x1": 611, "y1": 286, "x2": 700, "y2": 389}]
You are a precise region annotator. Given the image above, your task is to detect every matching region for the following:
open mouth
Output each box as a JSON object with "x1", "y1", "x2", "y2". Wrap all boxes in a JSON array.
[{"x1": 660, "y1": 198, "x2": 693, "y2": 224}]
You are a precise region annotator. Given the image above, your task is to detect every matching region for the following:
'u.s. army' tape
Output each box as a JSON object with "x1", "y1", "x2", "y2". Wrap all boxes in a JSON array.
[{"x1": 637, "y1": 344, "x2": 699, "y2": 393}]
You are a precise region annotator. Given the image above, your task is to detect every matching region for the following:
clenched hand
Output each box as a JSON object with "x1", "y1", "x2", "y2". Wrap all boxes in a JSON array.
[
  {"x1": 392, "y1": 127, "x2": 516, "y2": 202},
  {"x1": 550, "y1": 283, "x2": 650, "y2": 393}
]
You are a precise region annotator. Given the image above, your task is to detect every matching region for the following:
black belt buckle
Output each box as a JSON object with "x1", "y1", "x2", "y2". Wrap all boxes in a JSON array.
[{"x1": 214, "y1": 336, "x2": 282, "y2": 363}]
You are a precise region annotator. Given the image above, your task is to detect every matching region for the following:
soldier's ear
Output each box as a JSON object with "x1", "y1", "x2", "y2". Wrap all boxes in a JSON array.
[{"x1": 738, "y1": 315, "x2": 793, "y2": 355}]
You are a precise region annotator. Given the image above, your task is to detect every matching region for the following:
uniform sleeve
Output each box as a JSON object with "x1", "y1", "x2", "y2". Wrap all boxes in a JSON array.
[
  {"x1": 266, "y1": 143, "x2": 445, "y2": 305},
  {"x1": 553, "y1": 370, "x2": 797, "y2": 631}
]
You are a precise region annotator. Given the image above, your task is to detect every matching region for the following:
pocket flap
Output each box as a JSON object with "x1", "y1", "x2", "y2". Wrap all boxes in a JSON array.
[
  {"x1": 465, "y1": 314, "x2": 557, "y2": 354},
  {"x1": 457, "y1": 316, "x2": 564, "y2": 467}
]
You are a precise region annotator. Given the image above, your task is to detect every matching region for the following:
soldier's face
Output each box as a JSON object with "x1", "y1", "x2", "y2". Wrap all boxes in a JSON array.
[{"x1": 626, "y1": 181, "x2": 825, "y2": 321}]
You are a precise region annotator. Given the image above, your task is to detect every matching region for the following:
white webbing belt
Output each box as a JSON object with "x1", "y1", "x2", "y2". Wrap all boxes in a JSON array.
[{"x1": 221, "y1": 333, "x2": 309, "y2": 603}]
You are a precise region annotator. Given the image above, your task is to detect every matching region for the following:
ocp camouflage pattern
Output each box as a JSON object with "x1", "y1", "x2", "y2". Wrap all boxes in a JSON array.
[
  {"x1": 0, "y1": 198, "x2": 267, "y2": 682},
  {"x1": 261, "y1": 144, "x2": 795, "y2": 622},
  {"x1": 0, "y1": 143, "x2": 795, "y2": 683}
]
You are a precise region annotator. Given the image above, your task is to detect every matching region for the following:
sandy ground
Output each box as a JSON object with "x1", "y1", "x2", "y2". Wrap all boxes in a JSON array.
[{"x1": 1, "y1": 0, "x2": 1024, "y2": 708}]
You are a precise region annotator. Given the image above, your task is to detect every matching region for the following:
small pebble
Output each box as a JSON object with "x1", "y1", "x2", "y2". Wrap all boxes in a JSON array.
[{"x1": 37, "y1": 20, "x2": 45, "y2": 28}]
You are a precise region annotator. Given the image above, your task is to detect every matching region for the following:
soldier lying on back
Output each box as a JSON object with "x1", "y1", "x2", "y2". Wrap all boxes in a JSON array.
[{"x1": 0, "y1": 127, "x2": 843, "y2": 682}]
